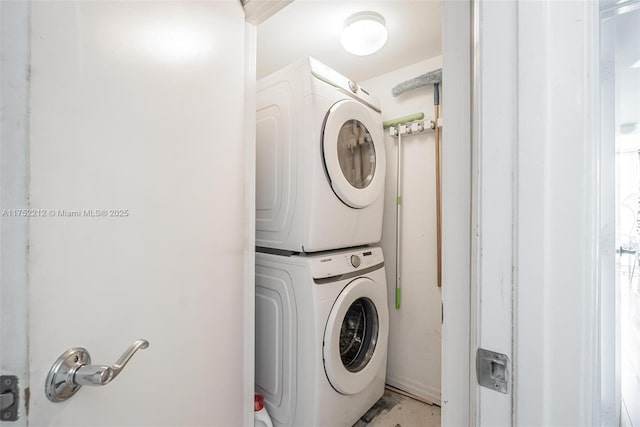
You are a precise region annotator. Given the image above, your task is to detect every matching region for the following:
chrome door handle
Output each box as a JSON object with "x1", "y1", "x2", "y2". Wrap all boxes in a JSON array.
[
  {"x1": 45, "y1": 339, "x2": 149, "y2": 402},
  {"x1": 74, "y1": 339, "x2": 149, "y2": 386}
]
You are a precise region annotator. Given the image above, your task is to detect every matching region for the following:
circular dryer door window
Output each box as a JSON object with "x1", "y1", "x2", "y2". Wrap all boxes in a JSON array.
[
  {"x1": 323, "y1": 100, "x2": 386, "y2": 209},
  {"x1": 323, "y1": 277, "x2": 389, "y2": 395},
  {"x1": 336, "y1": 121, "x2": 376, "y2": 190}
]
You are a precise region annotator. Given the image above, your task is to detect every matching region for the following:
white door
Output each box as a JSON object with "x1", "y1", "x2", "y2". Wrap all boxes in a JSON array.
[{"x1": 2, "y1": 1, "x2": 251, "y2": 425}]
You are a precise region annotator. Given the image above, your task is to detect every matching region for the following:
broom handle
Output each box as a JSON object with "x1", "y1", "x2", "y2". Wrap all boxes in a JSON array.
[{"x1": 434, "y1": 84, "x2": 442, "y2": 288}]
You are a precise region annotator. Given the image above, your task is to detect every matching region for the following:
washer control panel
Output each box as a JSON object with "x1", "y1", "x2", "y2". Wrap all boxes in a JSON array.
[{"x1": 309, "y1": 247, "x2": 383, "y2": 279}]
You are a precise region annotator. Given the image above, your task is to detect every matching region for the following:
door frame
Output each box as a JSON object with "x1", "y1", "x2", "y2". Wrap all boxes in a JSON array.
[
  {"x1": 441, "y1": 1, "x2": 473, "y2": 426},
  {"x1": 512, "y1": 1, "x2": 604, "y2": 424},
  {"x1": 0, "y1": 2, "x2": 31, "y2": 426},
  {"x1": 464, "y1": 0, "x2": 606, "y2": 425},
  {"x1": 243, "y1": 20, "x2": 258, "y2": 427},
  {"x1": 443, "y1": 0, "x2": 608, "y2": 426}
]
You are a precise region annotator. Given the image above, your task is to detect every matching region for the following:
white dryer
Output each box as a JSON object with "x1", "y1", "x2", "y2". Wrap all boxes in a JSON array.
[
  {"x1": 256, "y1": 57, "x2": 386, "y2": 252},
  {"x1": 255, "y1": 247, "x2": 389, "y2": 427}
]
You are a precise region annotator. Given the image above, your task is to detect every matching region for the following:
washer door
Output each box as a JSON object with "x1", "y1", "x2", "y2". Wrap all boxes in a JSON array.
[
  {"x1": 322, "y1": 100, "x2": 385, "y2": 209},
  {"x1": 323, "y1": 277, "x2": 389, "y2": 395}
]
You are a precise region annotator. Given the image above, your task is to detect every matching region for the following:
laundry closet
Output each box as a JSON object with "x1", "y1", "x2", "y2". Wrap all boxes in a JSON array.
[{"x1": 253, "y1": 2, "x2": 443, "y2": 426}]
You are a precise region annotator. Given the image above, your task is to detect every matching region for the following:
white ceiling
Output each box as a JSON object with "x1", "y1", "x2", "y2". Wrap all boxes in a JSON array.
[{"x1": 257, "y1": 0, "x2": 442, "y2": 82}]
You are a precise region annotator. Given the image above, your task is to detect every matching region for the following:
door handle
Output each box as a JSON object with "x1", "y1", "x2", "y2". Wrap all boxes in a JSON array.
[{"x1": 45, "y1": 339, "x2": 149, "y2": 402}]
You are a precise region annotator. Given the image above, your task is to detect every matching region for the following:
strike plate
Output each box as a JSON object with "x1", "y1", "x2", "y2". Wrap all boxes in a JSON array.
[
  {"x1": 476, "y1": 348, "x2": 509, "y2": 394},
  {"x1": 1, "y1": 375, "x2": 19, "y2": 421}
]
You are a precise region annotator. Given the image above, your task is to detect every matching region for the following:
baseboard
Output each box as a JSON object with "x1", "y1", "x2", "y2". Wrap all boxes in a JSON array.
[{"x1": 385, "y1": 376, "x2": 441, "y2": 406}]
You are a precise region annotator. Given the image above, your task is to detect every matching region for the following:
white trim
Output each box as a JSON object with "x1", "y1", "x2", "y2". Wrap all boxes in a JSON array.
[
  {"x1": 599, "y1": 7, "x2": 620, "y2": 425},
  {"x1": 242, "y1": 0, "x2": 293, "y2": 25},
  {"x1": 441, "y1": 0, "x2": 472, "y2": 426},
  {"x1": 385, "y1": 377, "x2": 441, "y2": 406},
  {"x1": 462, "y1": 1, "x2": 605, "y2": 425},
  {"x1": 0, "y1": 2, "x2": 30, "y2": 426},
  {"x1": 514, "y1": 1, "x2": 602, "y2": 425},
  {"x1": 243, "y1": 21, "x2": 257, "y2": 427},
  {"x1": 242, "y1": 3, "x2": 291, "y2": 424},
  {"x1": 473, "y1": 1, "x2": 516, "y2": 425},
  {"x1": 583, "y1": 4, "x2": 607, "y2": 425}
]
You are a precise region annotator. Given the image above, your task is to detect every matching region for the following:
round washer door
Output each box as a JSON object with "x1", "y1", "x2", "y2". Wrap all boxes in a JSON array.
[
  {"x1": 322, "y1": 100, "x2": 386, "y2": 209},
  {"x1": 323, "y1": 277, "x2": 389, "y2": 395}
]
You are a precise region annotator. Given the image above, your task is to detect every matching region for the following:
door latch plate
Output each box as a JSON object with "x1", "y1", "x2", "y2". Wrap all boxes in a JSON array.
[
  {"x1": 476, "y1": 348, "x2": 509, "y2": 394},
  {"x1": 1, "y1": 375, "x2": 19, "y2": 421}
]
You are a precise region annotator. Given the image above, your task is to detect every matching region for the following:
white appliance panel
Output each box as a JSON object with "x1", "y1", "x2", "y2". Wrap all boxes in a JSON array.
[
  {"x1": 256, "y1": 58, "x2": 385, "y2": 252},
  {"x1": 256, "y1": 81, "x2": 297, "y2": 233},
  {"x1": 255, "y1": 270, "x2": 297, "y2": 426},
  {"x1": 255, "y1": 248, "x2": 388, "y2": 427}
]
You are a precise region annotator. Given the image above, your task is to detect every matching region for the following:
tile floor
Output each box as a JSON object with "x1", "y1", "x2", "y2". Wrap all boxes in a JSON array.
[{"x1": 354, "y1": 389, "x2": 441, "y2": 427}]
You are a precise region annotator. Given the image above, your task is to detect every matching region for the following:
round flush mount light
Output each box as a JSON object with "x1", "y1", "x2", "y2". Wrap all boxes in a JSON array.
[{"x1": 341, "y1": 12, "x2": 388, "y2": 56}]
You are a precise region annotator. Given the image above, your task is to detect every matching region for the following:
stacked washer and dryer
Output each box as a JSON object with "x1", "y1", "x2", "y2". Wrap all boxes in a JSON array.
[{"x1": 255, "y1": 57, "x2": 389, "y2": 427}]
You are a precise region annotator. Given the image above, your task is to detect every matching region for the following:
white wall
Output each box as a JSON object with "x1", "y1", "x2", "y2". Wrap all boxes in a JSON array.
[{"x1": 362, "y1": 56, "x2": 443, "y2": 404}]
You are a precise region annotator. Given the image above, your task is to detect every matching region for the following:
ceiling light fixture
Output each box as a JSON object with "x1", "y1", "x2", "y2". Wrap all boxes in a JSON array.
[{"x1": 341, "y1": 12, "x2": 388, "y2": 56}]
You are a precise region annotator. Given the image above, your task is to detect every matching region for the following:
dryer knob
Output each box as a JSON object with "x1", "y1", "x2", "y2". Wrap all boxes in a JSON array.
[
  {"x1": 348, "y1": 81, "x2": 359, "y2": 93},
  {"x1": 350, "y1": 255, "x2": 361, "y2": 268}
]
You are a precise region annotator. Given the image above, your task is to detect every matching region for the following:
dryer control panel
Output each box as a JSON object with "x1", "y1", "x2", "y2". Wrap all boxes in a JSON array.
[
  {"x1": 309, "y1": 247, "x2": 384, "y2": 279},
  {"x1": 308, "y1": 57, "x2": 381, "y2": 113}
]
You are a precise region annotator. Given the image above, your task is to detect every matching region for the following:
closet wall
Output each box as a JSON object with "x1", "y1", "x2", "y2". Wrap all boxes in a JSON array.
[{"x1": 362, "y1": 56, "x2": 443, "y2": 403}]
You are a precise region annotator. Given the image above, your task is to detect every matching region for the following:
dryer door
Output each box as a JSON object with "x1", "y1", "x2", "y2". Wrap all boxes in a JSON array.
[
  {"x1": 323, "y1": 277, "x2": 389, "y2": 395},
  {"x1": 322, "y1": 100, "x2": 386, "y2": 209}
]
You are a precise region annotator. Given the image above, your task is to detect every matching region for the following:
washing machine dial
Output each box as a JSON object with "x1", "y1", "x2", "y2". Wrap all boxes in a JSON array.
[
  {"x1": 348, "y1": 81, "x2": 359, "y2": 93},
  {"x1": 350, "y1": 255, "x2": 361, "y2": 268}
]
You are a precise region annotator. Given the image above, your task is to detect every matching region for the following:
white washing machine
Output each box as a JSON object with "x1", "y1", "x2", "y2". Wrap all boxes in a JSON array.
[
  {"x1": 255, "y1": 247, "x2": 389, "y2": 427},
  {"x1": 256, "y1": 57, "x2": 386, "y2": 252}
]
